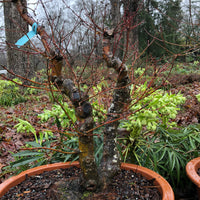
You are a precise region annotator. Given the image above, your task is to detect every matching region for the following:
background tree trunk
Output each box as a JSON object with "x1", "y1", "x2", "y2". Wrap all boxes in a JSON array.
[
  {"x1": 3, "y1": 0, "x2": 33, "y2": 79},
  {"x1": 110, "y1": 0, "x2": 121, "y2": 28},
  {"x1": 110, "y1": 0, "x2": 121, "y2": 57},
  {"x1": 122, "y1": 0, "x2": 140, "y2": 57}
]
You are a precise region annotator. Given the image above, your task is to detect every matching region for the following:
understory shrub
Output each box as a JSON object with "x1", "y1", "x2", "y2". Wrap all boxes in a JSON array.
[
  {"x1": 12, "y1": 99, "x2": 104, "y2": 172},
  {"x1": 133, "y1": 124, "x2": 200, "y2": 189},
  {"x1": 172, "y1": 61, "x2": 200, "y2": 75},
  {"x1": 0, "y1": 79, "x2": 26, "y2": 106},
  {"x1": 38, "y1": 102, "x2": 76, "y2": 129},
  {"x1": 121, "y1": 83, "x2": 186, "y2": 156}
]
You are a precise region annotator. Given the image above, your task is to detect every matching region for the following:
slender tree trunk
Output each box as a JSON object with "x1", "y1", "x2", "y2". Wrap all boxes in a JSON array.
[
  {"x1": 100, "y1": 29, "x2": 131, "y2": 189},
  {"x1": 110, "y1": 0, "x2": 121, "y2": 28},
  {"x1": 110, "y1": 0, "x2": 121, "y2": 57},
  {"x1": 3, "y1": 0, "x2": 33, "y2": 79},
  {"x1": 123, "y1": 0, "x2": 140, "y2": 57}
]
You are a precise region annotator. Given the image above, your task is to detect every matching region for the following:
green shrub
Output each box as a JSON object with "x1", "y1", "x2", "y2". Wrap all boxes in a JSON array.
[
  {"x1": 0, "y1": 79, "x2": 26, "y2": 106},
  {"x1": 48, "y1": 89, "x2": 64, "y2": 103},
  {"x1": 14, "y1": 119, "x2": 53, "y2": 145},
  {"x1": 196, "y1": 93, "x2": 200, "y2": 102},
  {"x1": 172, "y1": 61, "x2": 200, "y2": 75},
  {"x1": 122, "y1": 83, "x2": 186, "y2": 140},
  {"x1": 12, "y1": 100, "x2": 104, "y2": 170},
  {"x1": 38, "y1": 102, "x2": 76, "y2": 129},
  {"x1": 12, "y1": 127, "x2": 103, "y2": 171},
  {"x1": 133, "y1": 125, "x2": 200, "y2": 188}
]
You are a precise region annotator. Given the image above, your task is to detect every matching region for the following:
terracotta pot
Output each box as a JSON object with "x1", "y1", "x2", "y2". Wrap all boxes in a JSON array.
[
  {"x1": 186, "y1": 157, "x2": 200, "y2": 199},
  {"x1": 0, "y1": 162, "x2": 174, "y2": 199}
]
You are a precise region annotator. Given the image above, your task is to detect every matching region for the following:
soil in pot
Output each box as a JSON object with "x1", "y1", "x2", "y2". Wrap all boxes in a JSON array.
[
  {"x1": 197, "y1": 168, "x2": 200, "y2": 176},
  {"x1": 1, "y1": 166, "x2": 162, "y2": 200}
]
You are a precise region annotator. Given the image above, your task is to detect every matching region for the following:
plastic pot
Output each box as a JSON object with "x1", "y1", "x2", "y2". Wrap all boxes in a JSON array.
[
  {"x1": 186, "y1": 157, "x2": 200, "y2": 199},
  {"x1": 0, "y1": 162, "x2": 174, "y2": 199}
]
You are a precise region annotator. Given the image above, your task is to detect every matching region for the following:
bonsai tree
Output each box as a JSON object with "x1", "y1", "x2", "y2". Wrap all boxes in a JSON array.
[
  {"x1": 8, "y1": 0, "x2": 131, "y2": 192},
  {"x1": 2, "y1": 0, "x2": 177, "y2": 196}
]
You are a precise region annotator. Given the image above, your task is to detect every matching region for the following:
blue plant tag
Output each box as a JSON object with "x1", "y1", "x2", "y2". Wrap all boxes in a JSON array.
[{"x1": 15, "y1": 23, "x2": 38, "y2": 48}]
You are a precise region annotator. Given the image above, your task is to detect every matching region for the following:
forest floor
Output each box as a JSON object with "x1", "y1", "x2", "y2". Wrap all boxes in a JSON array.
[{"x1": 1, "y1": 73, "x2": 200, "y2": 185}]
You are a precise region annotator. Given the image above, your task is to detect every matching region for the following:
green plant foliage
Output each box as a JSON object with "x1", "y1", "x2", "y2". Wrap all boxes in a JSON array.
[
  {"x1": 91, "y1": 81, "x2": 108, "y2": 124},
  {"x1": 38, "y1": 102, "x2": 76, "y2": 128},
  {"x1": 48, "y1": 89, "x2": 64, "y2": 103},
  {"x1": 93, "y1": 128, "x2": 104, "y2": 166},
  {"x1": 40, "y1": 81, "x2": 108, "y2": 128},
  {"x1": 133, "y1": 125, "x2": 200, "y2": 188},
  {"x1": 14, "y1": 119, "x2": 39, "y2": 143},
  {"x1": 0, "y1": 78, "x2": 26, "y2": 106},
  {"x1": 196, "y1": 93, "x2": 200, "y2": 102},
  {"x1": 11, "y1": 141, "x2": 53, "y2": 171},
  {"x1": 24, "y1": 78, "x2": 39, "y2": 96},
  {"x1": 172, "y1": 61, "x2": 200, "y2": 75},
  {"x1": 14, "y1": 119, "x2": 53, "y2": 145},
  {"x1": 26, "y1": 87, "x2": 38, "y2": 95},
  {"x1": 134, "y1": 67, "x2": 145, "y2": 77},
  {"x1": 92, "y1": 101, "x2": 107, "y2": 124},
  {"x1": 12, "y1": 101, "x2": 104, "y2": 170},
  {"x1": 119, "y1": 82, "x2": 186, "y2": 165},
  {"x1": 11, "y1": 130, "x2": 103, "y2": 171},
  {"x1": 123, "y1": 83, "x2": 186, "y2": 137}
]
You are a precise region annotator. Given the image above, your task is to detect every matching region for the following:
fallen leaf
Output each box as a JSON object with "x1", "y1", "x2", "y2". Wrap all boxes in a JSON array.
[{"x1": 24, "y1": 191, "x2": 31, "y2": 194}]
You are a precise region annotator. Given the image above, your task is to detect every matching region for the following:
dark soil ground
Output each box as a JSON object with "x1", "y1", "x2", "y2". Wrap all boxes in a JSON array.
[{"x1": 1, "y1": 166, "x2": 161, "y2": 200}]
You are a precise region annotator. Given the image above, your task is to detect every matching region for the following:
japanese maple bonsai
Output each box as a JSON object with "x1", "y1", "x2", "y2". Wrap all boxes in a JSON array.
[
  {"x1": 11, "y1": 0, "x2": 131, "y2": 191},
  {"x1": 0, "y1": 0, "x2": 174, "y2": 199}
]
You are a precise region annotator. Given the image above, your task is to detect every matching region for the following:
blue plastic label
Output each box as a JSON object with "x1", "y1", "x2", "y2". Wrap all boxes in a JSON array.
[{"x1": 15, "y1": 23, "x2": 38, "y2": 48}]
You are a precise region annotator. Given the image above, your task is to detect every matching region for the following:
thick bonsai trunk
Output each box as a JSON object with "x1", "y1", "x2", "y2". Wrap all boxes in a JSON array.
[
  {"x1": 100, "y1": 29, "x2": 131, "y2": 188},
  {"x1": 50, "y1": 58, "x2": 99, "y2": 191},
  {"x1": 62, "y1": 79, "x2": 99, "y2": 191}
]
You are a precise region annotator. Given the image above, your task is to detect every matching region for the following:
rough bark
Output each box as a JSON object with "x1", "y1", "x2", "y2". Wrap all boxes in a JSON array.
[
  {"x1": 49, "y1": 51, "x2": 64, "y2": 88},
  {"x1": 62, "y1": 79, "x2": 99, "y2": 191},
  {"x1": 3, "y1": 0, "x2": 33, "y2": 79},
  {"x1": 100, "y1": 29, "x2": 131, "y2": 189},
  {"x1": 46, "y1": 55, "x2": 100, "y2": 192},
  {"x1": 48, "y1": 52, "x2": 99, "y2": 192}
]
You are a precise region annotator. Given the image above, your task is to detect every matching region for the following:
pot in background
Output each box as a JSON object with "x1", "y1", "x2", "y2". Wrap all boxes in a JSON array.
[{"x1": 186, "y1": 157, "x2": 200, "y2": 200}]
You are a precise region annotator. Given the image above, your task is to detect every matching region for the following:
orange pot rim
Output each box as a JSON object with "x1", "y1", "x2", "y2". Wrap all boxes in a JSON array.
[
  {"x1": 186, "y1": 157, "x2": 200, "y2": 188},
  {"x1": 0, "y1": 162, "x2": 174, "y2": 200}
]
